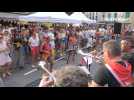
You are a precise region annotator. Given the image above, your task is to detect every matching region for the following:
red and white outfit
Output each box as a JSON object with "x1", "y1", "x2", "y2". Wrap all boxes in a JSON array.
[{"x1": 29, "y1": 34, "x2": 40, "y2": 57}]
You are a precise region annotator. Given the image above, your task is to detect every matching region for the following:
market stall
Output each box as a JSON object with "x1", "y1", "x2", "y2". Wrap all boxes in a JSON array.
[
  {"x1": 19, "y1": 12, "x2": 81, "y2": 24},
  {"x1": 70, "y1": 12, "x2": 95, "y2": 24}
]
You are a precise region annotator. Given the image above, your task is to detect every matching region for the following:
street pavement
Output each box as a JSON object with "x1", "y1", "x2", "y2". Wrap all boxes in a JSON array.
[{"x1": 2, "y1": 52, "x2": 101, "y2": 87}]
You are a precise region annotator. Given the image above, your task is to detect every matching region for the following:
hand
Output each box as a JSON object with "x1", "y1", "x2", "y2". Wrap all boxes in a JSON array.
[
  {"x1": 91, "y1": 50, "x2": 97, "y2": 55},
  {"x1": 88, "y1": 81, "x2": 100, "y2": 87},
  {"x1": 39, "y1": 75, "x2": 54, "y2": 87}
]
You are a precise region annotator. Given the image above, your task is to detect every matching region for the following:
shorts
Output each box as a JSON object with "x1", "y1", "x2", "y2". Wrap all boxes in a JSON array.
[{"x1": 31, "y1": 46, "x2": 39, "y2": 57}]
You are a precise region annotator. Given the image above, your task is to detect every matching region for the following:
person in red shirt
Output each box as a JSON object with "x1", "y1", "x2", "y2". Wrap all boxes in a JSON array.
[
  {"x1": 55, "y1": 30, "x2": 61, "y2": 53},
  {"x1": 69, "y1": 34, "x2": 77, "y2": 45},
  {"x1": 95, "y1": 28, "x2": 101, "y2": 45},
  {"x1": 95, "y1": 29, "x2": 100, "y2": 37},
  {"x1": 40, "y1": 37, "x2": 53, "y2": 73},
  {"x1": 92, "y1": 40, "x2": 133, "y2": 87},
  {"x1": 68, "y1": 33, "x2": 77, "y2": 50}
]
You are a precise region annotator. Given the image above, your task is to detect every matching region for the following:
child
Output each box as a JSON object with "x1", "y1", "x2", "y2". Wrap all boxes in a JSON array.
[{"x1": 40, "y1": 37, "x2": 53, "y2": 73}]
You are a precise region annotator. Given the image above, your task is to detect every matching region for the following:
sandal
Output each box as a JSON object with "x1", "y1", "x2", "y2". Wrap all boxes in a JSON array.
[
  {"x1": 2, "y1": 73, "x2": 7, "y2": 78},
  {"x1": 7, "y1": 72, "x2": 12, "y2": 76}
]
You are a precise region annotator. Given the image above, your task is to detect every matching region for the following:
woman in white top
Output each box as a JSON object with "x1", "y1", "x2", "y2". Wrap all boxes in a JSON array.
[
  {"x1": 29, "y1": 31, "x2": 40, "y2": 68},
  {"x1": 0, "y1": 33, "x2": 12, "y2": 78}
]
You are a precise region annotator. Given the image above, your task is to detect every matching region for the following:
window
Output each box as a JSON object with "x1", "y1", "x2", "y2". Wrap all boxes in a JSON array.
[
  {"x1": 102, "y1": 12, "x2": 105, "y2": 18},
  {"x1": 108, "y1": 13, "x2": 111, "y2": 19},
  {"x1": 89, "y1": 13, "x2": 91, "y2": 19},
  {"x1": 93, "y1": 12, "x2": 94, "y2": 18},
  {"x1": 96, "y1": 16, "x2": 98, "y2": 21},
  {"x1": 93, "y1": 16, "x2": 94, "y2": 20},
  {"x1": 125, "y1": 12, "x2": 130, "y2": 18},
  {"x1": 114, "y1": 13, "x2": 117, "y2": 18}
]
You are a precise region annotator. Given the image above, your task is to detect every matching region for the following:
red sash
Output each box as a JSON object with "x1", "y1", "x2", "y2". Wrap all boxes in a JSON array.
[{"x1": 106, "y1": 61, "x2": 132, "y2": 86}]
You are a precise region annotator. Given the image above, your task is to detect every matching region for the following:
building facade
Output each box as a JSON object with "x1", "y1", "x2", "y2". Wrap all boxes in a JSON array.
[
  {"x1": 129, "y1": 12, "x2": 134, "y2": 27},
  {"x1": 84, "y1": 12, "x2": 98, "y2": 21},
  {"x1": 84, "y1": 12, "x2": 132, "y2": 23}
]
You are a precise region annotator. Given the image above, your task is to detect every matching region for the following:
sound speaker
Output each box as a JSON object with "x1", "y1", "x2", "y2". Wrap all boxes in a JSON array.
[{"x1": 114, "y1": 22, "x2": 122, "y2": 34}]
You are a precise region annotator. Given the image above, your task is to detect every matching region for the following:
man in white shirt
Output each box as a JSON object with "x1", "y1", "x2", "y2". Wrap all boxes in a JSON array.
[
  {"x1": 48, "y1": 29, "x2": 55, "y2": 49},
  {"x1": 48, "y1": 28, "x2": 55, "y2": 60}
]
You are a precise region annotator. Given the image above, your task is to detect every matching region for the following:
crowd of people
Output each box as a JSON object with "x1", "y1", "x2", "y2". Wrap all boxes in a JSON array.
[
  {"x1": 38, "y1": 26, "x2": 134, "y2": 87},
  {"x1": 0, "y1": 20, "x2": 134, "y2": 87},
  {"x1": 0, "y1": 22, "x2": 97, "y2": 78},
  {"x1": 39, "y1": 39, "x2": 134, "y2": 87}
]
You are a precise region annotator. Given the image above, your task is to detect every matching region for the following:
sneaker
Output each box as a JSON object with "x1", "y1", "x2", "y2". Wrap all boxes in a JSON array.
[{"x1": 32, "y1": 65, "x2": 36, "y2": 68}]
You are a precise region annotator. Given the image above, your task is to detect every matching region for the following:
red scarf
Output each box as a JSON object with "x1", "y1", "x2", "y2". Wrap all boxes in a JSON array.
[{"x1": 108, "y1": 61, "x2": 132, "y2": 86}]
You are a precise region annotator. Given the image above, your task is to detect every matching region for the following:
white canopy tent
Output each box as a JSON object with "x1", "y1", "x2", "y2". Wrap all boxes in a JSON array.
[
  {"x1": 70, "y1": 12, "x2": 96, "y2": 23},
  {"x1": 19, "y1": 12, "x2": 81, "y2": 24},
  {"x1": 0, "y1": 12, "x2": 20, "y2": 18}
]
